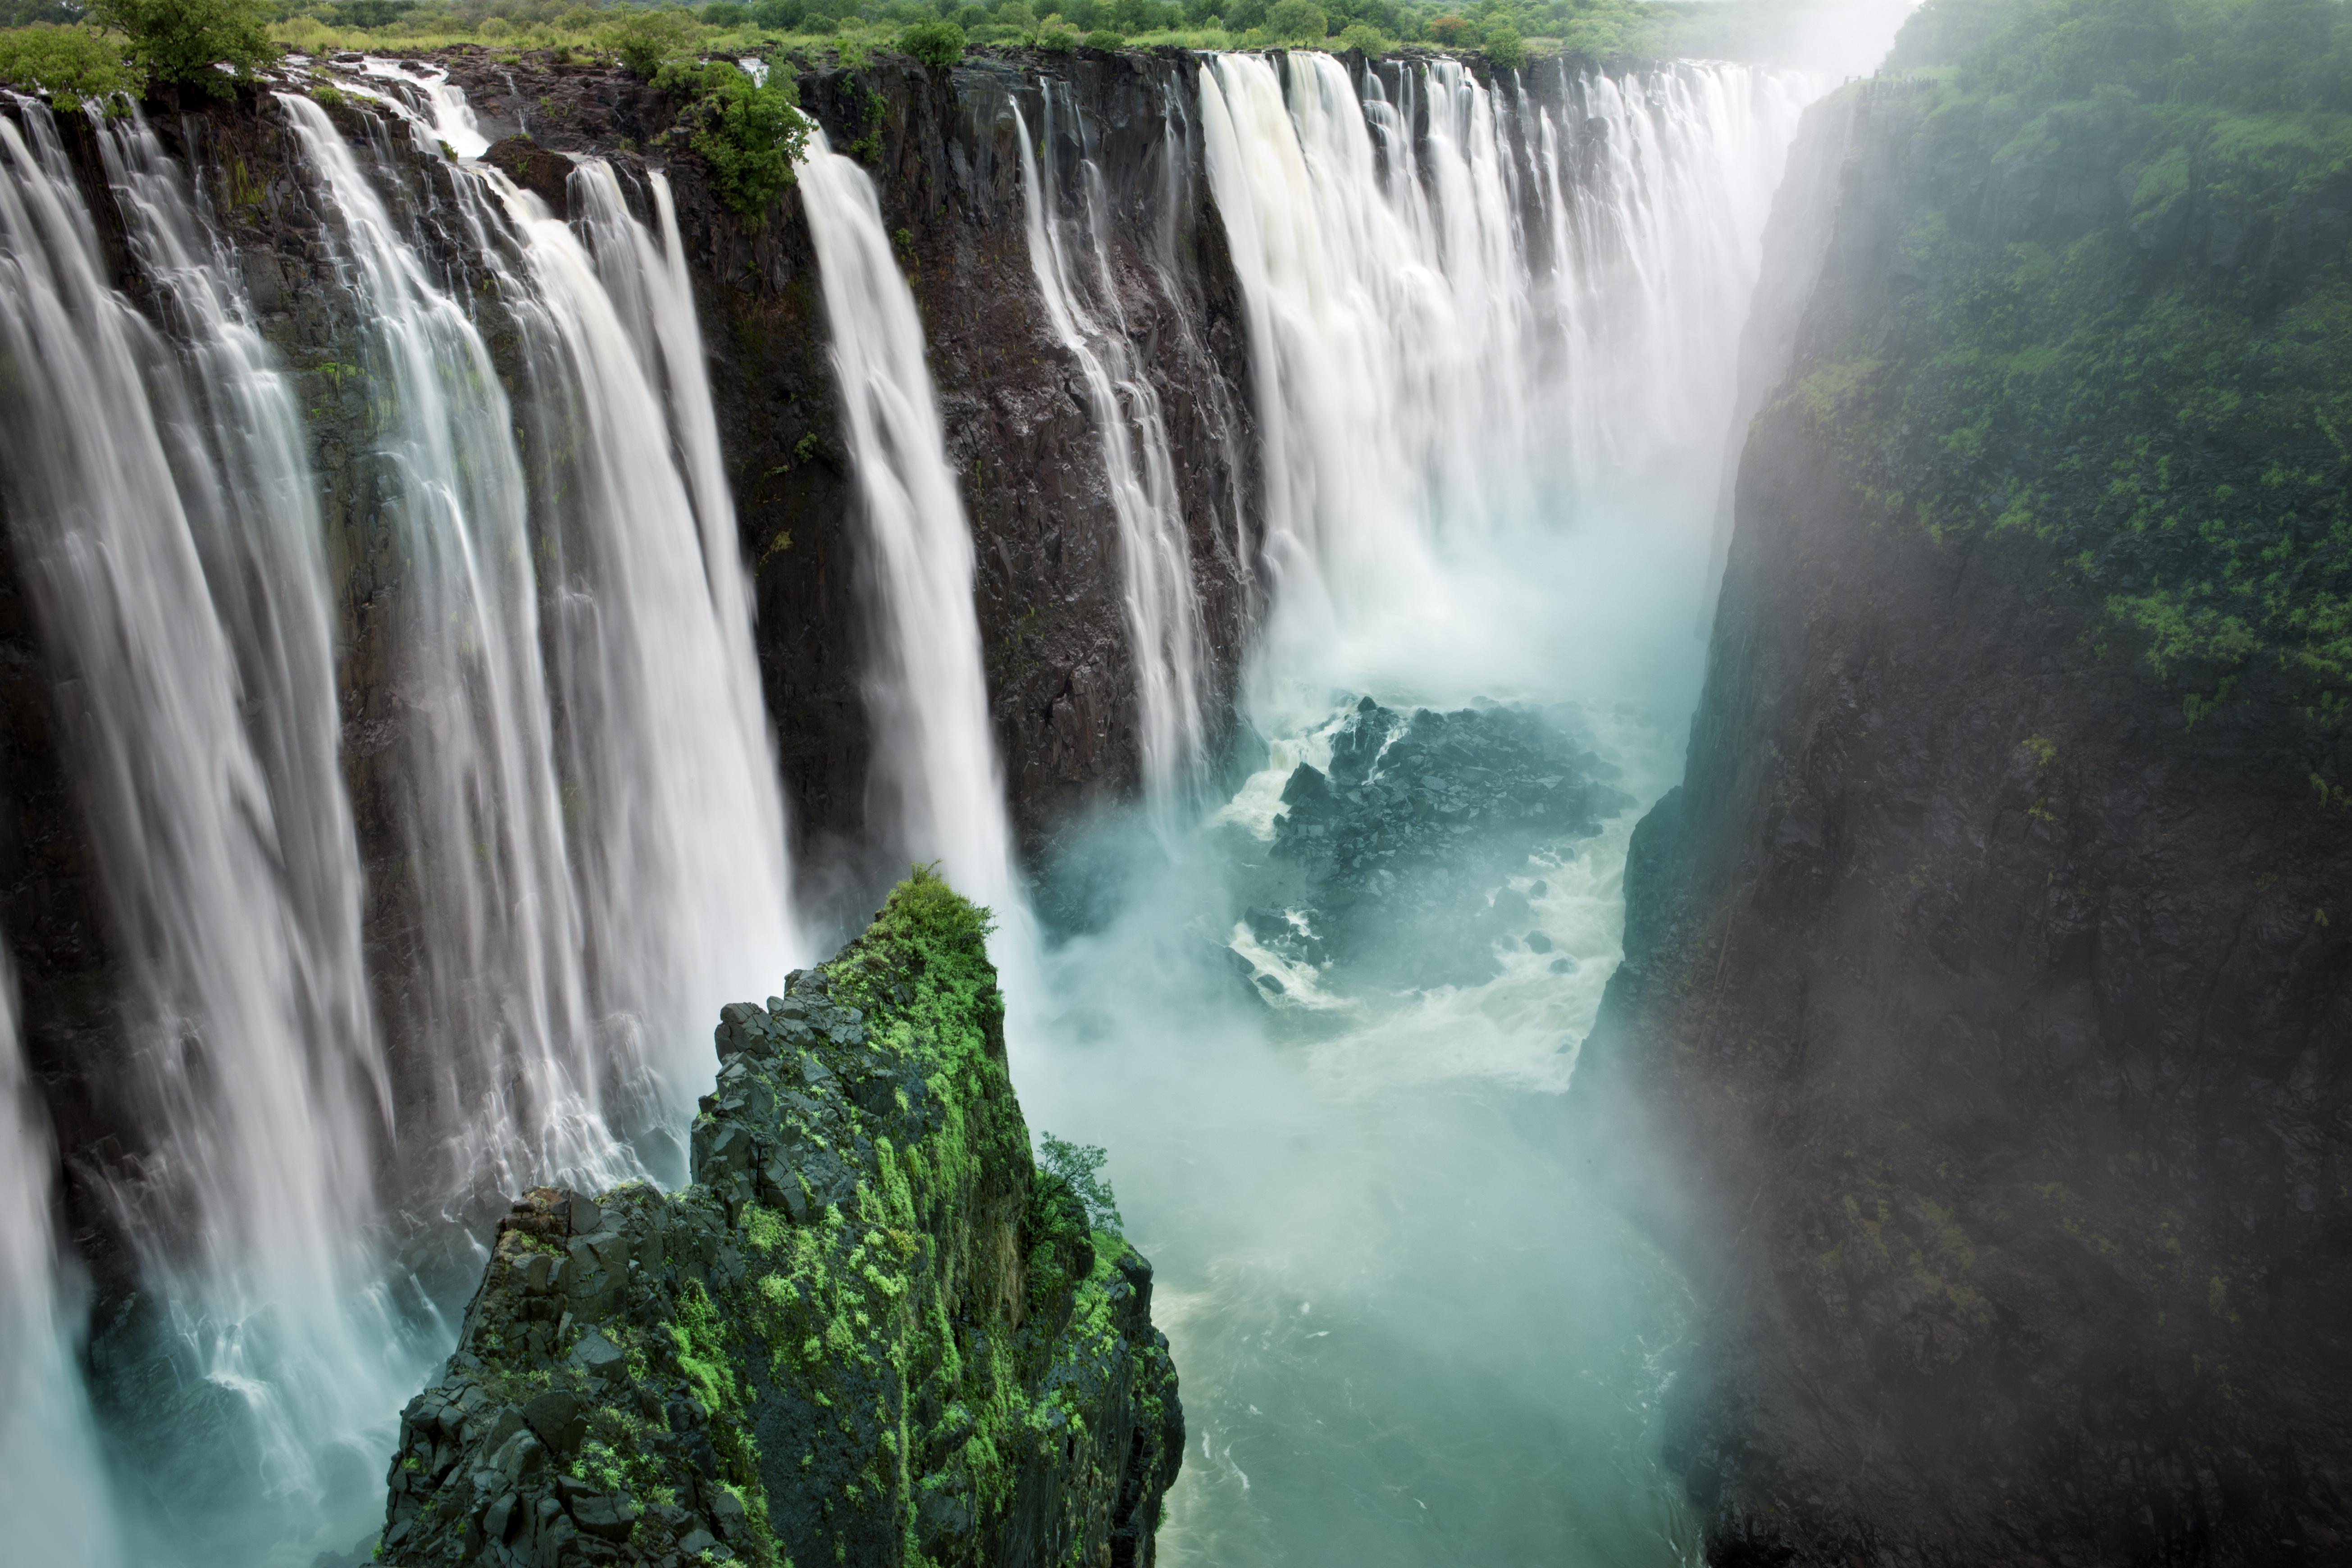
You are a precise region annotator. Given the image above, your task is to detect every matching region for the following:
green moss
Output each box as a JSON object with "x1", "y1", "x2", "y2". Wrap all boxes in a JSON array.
[{"x1": 1805, "y1": 0, "x2": 2352, "y2": 757}]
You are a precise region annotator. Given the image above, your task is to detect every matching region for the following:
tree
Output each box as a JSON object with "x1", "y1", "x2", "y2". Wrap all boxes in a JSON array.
[
  {"x1": 1336, "y1": 18, "x2": 1386, "y2": 52},
  {"x1": 898, "y1": 15, "x2": 966, "y2": 63},
  {"x1": 604, "y1": 6, "x2": 703, "y2": 76},
  {"x1": 86, "y1": 0, "x2": 271, "y2": 96},
  {"x1": 654, "y1": 57, "x2": 812, "y2": 223},
  {"x1": 1037, "y1": 1133, "x2": 1123, "y2": 1234},
  {"x1": 1266, "y1": 0, "x2": 1324, "y2": 41},
  {"x1": 1482, "y1": 23, "x2": 1524, "y2": 67},
  {"x1": 0, "y1": 23, "x2": 144, "y2": 110}
]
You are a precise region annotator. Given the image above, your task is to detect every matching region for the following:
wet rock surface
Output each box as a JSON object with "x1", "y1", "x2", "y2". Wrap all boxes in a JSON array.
[
  {"x1": 425, "y1": 45, "x2": 1260, "y2": 865},
  {"x1": 1580, "y1": 90, "x2": 2352, "y2": 1568},
  {"x1": 1245, "y1": 698, "x2": 1628, "y2": 992},
  {"x1": 0, "y1": 46, "x2": 1250, "y2": 1441},
  {"x1": 380, "y1": 876, "x2": 1180, "y2": 1568}
]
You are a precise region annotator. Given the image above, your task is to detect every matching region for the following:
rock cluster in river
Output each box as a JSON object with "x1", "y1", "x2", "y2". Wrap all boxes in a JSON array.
[
  {"x1": 1247, "y1": 697, "x2": 1630, "y2": 992},
  {"x1": 378, "y1": 873, "x2": 1180, "y2": 1568}
]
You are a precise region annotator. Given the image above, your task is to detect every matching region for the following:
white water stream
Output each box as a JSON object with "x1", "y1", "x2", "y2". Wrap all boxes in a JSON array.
[
  {"x1": 0, "y1": 87, "x2": 799, "y2": 1560},
  {"x1": 1016, "y1": 86, "x2": 1209, "y2": 809}
]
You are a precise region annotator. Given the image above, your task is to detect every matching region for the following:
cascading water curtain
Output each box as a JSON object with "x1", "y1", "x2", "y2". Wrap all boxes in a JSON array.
[
  {"x1": 0, "y1": 99, "x2": 406, "y2": 1548},
  {"x1": 0, "y1": 80, "x2": 802, "y2": 1558},
  {"x1": 1015, "y1": 87, "x2": 1209, "y2": 809},
  {"x1": 1198, "y1": 52, "x2": 1806, "y2": 669},
  {"x1": 0, "y1": 940, "x2": 126, "y2": 1568},
  {"x1": 280, "y1": 92, "x2": 798, "y2": 1205},
  {"x1": 796, "y1": 130, "x2": 1020, "y2": 919}
]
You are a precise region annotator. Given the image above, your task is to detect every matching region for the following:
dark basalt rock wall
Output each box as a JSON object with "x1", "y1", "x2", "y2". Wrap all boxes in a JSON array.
[
  {"x1": 0, "y1": 49, "x2": 1244, "y2": 1476},
  {"x1": 378, "y1": 874, "x2": 1180, "y2": 1568},
  {"x1": 442, "y1": 46, "x2": 1258, "y2": 868},
  {"x1": 1579, "y1": 89, "x2": 2352, "y2": 1566}
]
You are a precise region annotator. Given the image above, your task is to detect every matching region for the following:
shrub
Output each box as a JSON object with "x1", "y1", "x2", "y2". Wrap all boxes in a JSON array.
[
  {"x1": 1082, "y1": 26, "x2": 1122, "y2": 47},
  {"x1": 1335, "y1": 19, "x2": 1386, "y2": 53},
  {"x1": 1266, "y1": 0, "x2": 1324, "y2": 41},
  {"x1": 86, "y1": 0, "x2": 271, "y2": 96},
  {"x1": 1031, "y1": 21, "x2": 1076, "y2": 49},
  {"x1": 604, "y1": 6, "x2": 703, "y2": 77},
  {"x1": 654, "y1": 57, "x2": 812, "y2": 223},
  {"x1": 898, "y1": 16, "x2": 966, "y2": 64},
  {"x1": 1424, "y1": 11, "x2": 1475, "y2": 46},
  {"x1": 1482, "y1": 23, "x2": 1524, "y2": 68},
  {"x1": 0, "y1": 24, "x2": 145, "y2": 109},
  {"x1": 1037, "y1": 1133, "x2": 1123, "y2": 1234}
]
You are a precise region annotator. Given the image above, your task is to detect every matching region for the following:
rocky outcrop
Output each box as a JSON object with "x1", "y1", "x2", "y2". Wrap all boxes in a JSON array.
[
  {"x1": 379, "y1": 872, "x2": 1180, "y2": 1568},
  {"x1": 1579, "y1": 84, "x2": 2352, "y2": 1567}
]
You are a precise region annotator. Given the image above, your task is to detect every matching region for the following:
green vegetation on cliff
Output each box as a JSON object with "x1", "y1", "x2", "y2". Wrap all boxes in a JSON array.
[
  {"x1": 1786, "y1": 0, "x2": 2352, "y2": 729},
  {"x1": 377, "y1": 869, "x2": 1181, "y2": 1568}
]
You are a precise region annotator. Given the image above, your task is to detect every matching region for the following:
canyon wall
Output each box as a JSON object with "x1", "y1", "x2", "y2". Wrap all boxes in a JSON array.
[
  {"x1": 0, "y1": 47, "x2": 1258, "y2": 1354},
  {"x1": 1581, "y1": 61, "x2": 2352, "y2": 1568}
]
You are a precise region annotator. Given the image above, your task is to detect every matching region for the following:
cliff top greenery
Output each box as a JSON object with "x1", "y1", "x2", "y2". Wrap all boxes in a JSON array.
[
  {"x1": 0, "y1": 0, "x2": 1876, "y2": 77},
  {"x1": 1784, "y1": 0, "x2": 2352, "y2": 736}
]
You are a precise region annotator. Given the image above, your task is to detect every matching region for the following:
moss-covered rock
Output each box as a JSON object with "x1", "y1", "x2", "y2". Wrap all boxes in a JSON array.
[{"x1": 378, "y1": 870, "x2": 1180, "y2": 1568}]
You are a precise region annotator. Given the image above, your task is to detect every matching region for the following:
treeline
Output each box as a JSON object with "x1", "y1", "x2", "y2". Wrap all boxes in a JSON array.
[
  {"x1": 0, "y1": 0, "x2": 1850, "y2": 70},
  {"x1": 1894, "y1": 0, "x2": 2352, "y2": 113},
  {"x1": 1792, "y1": 0, "x2": 2352, "y2": 732}
]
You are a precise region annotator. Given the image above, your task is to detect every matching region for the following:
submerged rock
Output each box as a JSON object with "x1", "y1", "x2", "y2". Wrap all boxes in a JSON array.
[
  {"x1": 378, "y1": 871, "x2": 1180, "y2": 1567},
  {"x1": 1249, "y1": 697, "x2": 1630, "y2": 991}
]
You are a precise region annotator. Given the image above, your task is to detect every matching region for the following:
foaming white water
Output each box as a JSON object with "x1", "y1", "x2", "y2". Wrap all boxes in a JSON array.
[
  {"x1": 1, "y1": 87, "x2": 799, "y2": 1558},
  {"x1": 1021, "y1": 50, "x2": 1823, "y2": 1564},
  {"x1": 0, "y1": 99, "x2": 410, "y2": 1552},
  {"x1": 796, "y1": 132, "x2": 1021, "y2": 920},
  {"x1": 469, "y1": 157, "x2": 800, "y2": 1160},
  {"x1": 1527, "y1": 60, "x2": 1809, "y2": 520},
  {"x1": 1016, "y1": 88, "x2": 1208, "y2": 806},
  {"x1": 0, "y1": 948, "x2": 124, "y2": 1568},
  {"x1": 360, "y1": 57, "x2": 489, "y2": 158},
  {"x1": 1200, "y1": 52, "x2": 1805, "y2": 714},
  {"x1": 281, "y1": 95, "x2": 628, "y2": 1199}
]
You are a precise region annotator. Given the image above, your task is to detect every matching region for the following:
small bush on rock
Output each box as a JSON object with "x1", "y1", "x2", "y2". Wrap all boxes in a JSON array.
[
  {"x1": 1482, "y1": 24, "x2": 1526, "y2": 68},
  {"x1": 898, "y1": 17, "x2": 966, "y2": 65},
  {"x1": 87, "y1": 0, "x2": 271, "y2": 96},
  {"x1": 1083, "y1": 26, "x2": 1123, "y2": 48},
  {"x1": 0, "y1": 23, "x2": 144, "y2": 109},
  {"x1": 1336, "y1": 20, "x2": 1388, "y2": 53},
  {"x1": 655, "y1": 57, "x2": 812, "y2": 223}
]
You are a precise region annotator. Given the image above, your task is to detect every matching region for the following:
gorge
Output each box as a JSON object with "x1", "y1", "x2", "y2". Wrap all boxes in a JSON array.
[{"x1": 4, "y1": 0, "x2": 2347, "y2": 1564}]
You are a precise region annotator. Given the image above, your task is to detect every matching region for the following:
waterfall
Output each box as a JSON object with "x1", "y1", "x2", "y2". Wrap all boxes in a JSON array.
[
  {"x1": 1525, "y1": 60, "x2": 1809, "y2": 516},
  {"x1": 796, "y1": 131, "x2": 1018, "y2": 916},
  {"x1": 1198, "y1": 52, "x2": 1805, "y2": 698},
  {"x1": 0, "y1": 98, "x2": 404, "y2": 1539},
  {"x1": 0, "y1": 78, "x2": 798, "y2": 1554},
  {"x1": 1015, "y1": 88, "x2": 1208, "y2": 806},
  {"x1": 0, "y1": 943, "x2": 125, "y2": 1568}
]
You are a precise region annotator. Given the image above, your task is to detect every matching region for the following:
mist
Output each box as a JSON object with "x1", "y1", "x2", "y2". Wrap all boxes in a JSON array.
[{"x1": 1001, "y1": 16, "x2": 1917, "y2": 1562}]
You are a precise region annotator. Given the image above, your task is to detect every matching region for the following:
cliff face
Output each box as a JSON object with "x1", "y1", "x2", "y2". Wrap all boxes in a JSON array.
[
  {"x1": 1583, "y1": 79, "x2": 2352, "y2": 1567},
  {"x1": 0, "y1": 47, "x2": 1252, "y2": 1381},
  {"x1": 379, "y1": 873, "x2": 1180, "y2": 1568},
  {"x1": 446, "y1": 46, "x2": 1257, "y2": 864}
]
